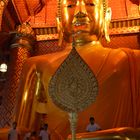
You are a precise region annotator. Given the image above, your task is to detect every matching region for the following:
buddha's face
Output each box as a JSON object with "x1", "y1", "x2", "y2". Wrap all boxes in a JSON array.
[{"x1": 61, "y1": 0, "x2": 104, "y2": 43}]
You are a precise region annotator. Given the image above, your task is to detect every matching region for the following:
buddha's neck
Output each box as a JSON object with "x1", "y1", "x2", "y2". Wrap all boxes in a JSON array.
[
  {"x1": 62, "y1": 39, "x2": 103, "y2": 50},
  {"x1": 72, "y1": 32, "x2": 101, "y2": 46},
  {"x1": 74, "y1": 40, "x2": 102, "y2": 48},
  {"x1": 63, "y1": 33, "x2": 103, "y2": 48}
]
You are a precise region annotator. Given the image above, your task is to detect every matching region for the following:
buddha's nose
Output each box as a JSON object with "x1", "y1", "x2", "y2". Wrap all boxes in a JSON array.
[{"x1": 74, "y1": 0, "x2": 87, "y2": 17}]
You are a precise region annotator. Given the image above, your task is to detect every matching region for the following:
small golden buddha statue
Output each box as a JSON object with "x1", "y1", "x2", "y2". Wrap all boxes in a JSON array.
[{"x1": 15, "y1": 0, "x2": 140, "y2": 139}]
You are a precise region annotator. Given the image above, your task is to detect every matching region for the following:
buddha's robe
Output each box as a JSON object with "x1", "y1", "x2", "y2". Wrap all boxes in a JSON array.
[{"x1": 16, "y1": 44, "x2": 140, "y2": 139}]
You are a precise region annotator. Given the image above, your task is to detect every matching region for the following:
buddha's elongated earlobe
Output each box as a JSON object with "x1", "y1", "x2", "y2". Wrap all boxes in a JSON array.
[
  {"x1": 104, "y1": 7, "x2": 112, "y2": 42},
  {"x1": 56, "y1": 17, "x2": 64, "y2": 47}
]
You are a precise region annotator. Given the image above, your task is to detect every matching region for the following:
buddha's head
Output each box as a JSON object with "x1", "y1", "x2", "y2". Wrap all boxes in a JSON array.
[{"x1": 57, "y1": 0, "x2": 111, "y2": 45}]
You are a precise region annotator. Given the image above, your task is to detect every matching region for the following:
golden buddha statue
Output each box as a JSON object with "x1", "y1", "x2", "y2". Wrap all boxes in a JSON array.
[{"x1": 15, "y1": 0, "x2": 140, "y2": 139}]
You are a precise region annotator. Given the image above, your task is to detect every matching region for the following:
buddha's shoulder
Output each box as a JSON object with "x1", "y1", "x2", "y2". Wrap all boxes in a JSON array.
[
  {"x1": 24, "y1": 49, "x2": 71, "y2": 64},
  {"x1": 79, "y1": 46, "x2": 128, "y2": 60},
  {"x1": 109, "y1": 48, "x2": 140, "y2": 60},
  {"x1": 108, "y1": 48, "x2": 128, "y2": 59}
]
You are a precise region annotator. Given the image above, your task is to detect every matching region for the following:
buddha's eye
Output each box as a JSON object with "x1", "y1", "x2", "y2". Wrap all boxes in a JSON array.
[
  {"x1": 67, "y1": 4, "x2": 75, "y2": 8},
  {"x1": 67, "y1": 5, "x2": 72, "y2": 8},
  {"x1": 86, "y1": 3, "x2": 95, "y2": 6}
]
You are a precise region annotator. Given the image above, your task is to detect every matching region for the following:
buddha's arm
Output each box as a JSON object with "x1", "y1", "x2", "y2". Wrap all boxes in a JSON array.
[
  {"x1": 28, "y1": 71, "x2": 47, "y2": 129},
  {"x1": 15, "y1": 60, "x2": 37, "y2": 129},
  {"x1": 35, "y1": 72, "x2": 47, "y2": 103}
]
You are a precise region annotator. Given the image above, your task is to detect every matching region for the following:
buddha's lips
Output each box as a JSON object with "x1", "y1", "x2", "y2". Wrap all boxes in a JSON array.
[
  {"x1": 72, "y1": 20, "x2": 90, "y2": 26},
  {"x1": 72, "y1": 23, "x2": 89, "y2": 31}
]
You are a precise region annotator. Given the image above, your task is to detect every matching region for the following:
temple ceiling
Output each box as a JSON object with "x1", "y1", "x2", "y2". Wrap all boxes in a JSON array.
[
  {"x1": 2, "y1": 0, "x2": 140, "y2": 29},
  {"x1": 12, "y1": 0, "x2": 46, "y2": 23}
]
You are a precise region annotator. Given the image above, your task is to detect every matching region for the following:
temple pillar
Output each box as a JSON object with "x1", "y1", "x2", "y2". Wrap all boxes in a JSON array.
[
  {"x1": 0, "y1": 23, "x2": 36, "y2": 127},
  {"x1": 0, "y1": 0, "x2": 6, "y2": 30},
  {"x1": 0, "y1": 0, "x2": 9, "y2": 31}
]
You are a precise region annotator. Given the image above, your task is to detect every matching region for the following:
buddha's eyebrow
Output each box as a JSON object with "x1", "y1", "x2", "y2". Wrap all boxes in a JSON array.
[
  {"x1": 66, "y1": 0, "x2": 76, "y2": 3},
  {"x1": 84, "y1": 0, "x2": 97, "y2": 3}
]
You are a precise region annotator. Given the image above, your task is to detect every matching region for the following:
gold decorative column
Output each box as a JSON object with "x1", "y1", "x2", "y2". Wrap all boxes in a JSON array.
[{"x1": 0, "y1": 23, "x2": 36, "y2": 127}]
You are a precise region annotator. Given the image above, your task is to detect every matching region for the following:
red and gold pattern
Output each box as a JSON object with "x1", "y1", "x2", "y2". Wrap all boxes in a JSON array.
[
  {"x1": 0, "y1": 47, "x2": 31, "y2": 127},
  {"x1": 34, "y1": 40, "x2": 66, "y2": 56}
]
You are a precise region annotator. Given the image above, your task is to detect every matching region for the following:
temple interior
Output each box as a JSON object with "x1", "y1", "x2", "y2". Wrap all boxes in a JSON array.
[{"x1": 0, "y1": 0, "x2": 140, "y2": 140}]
